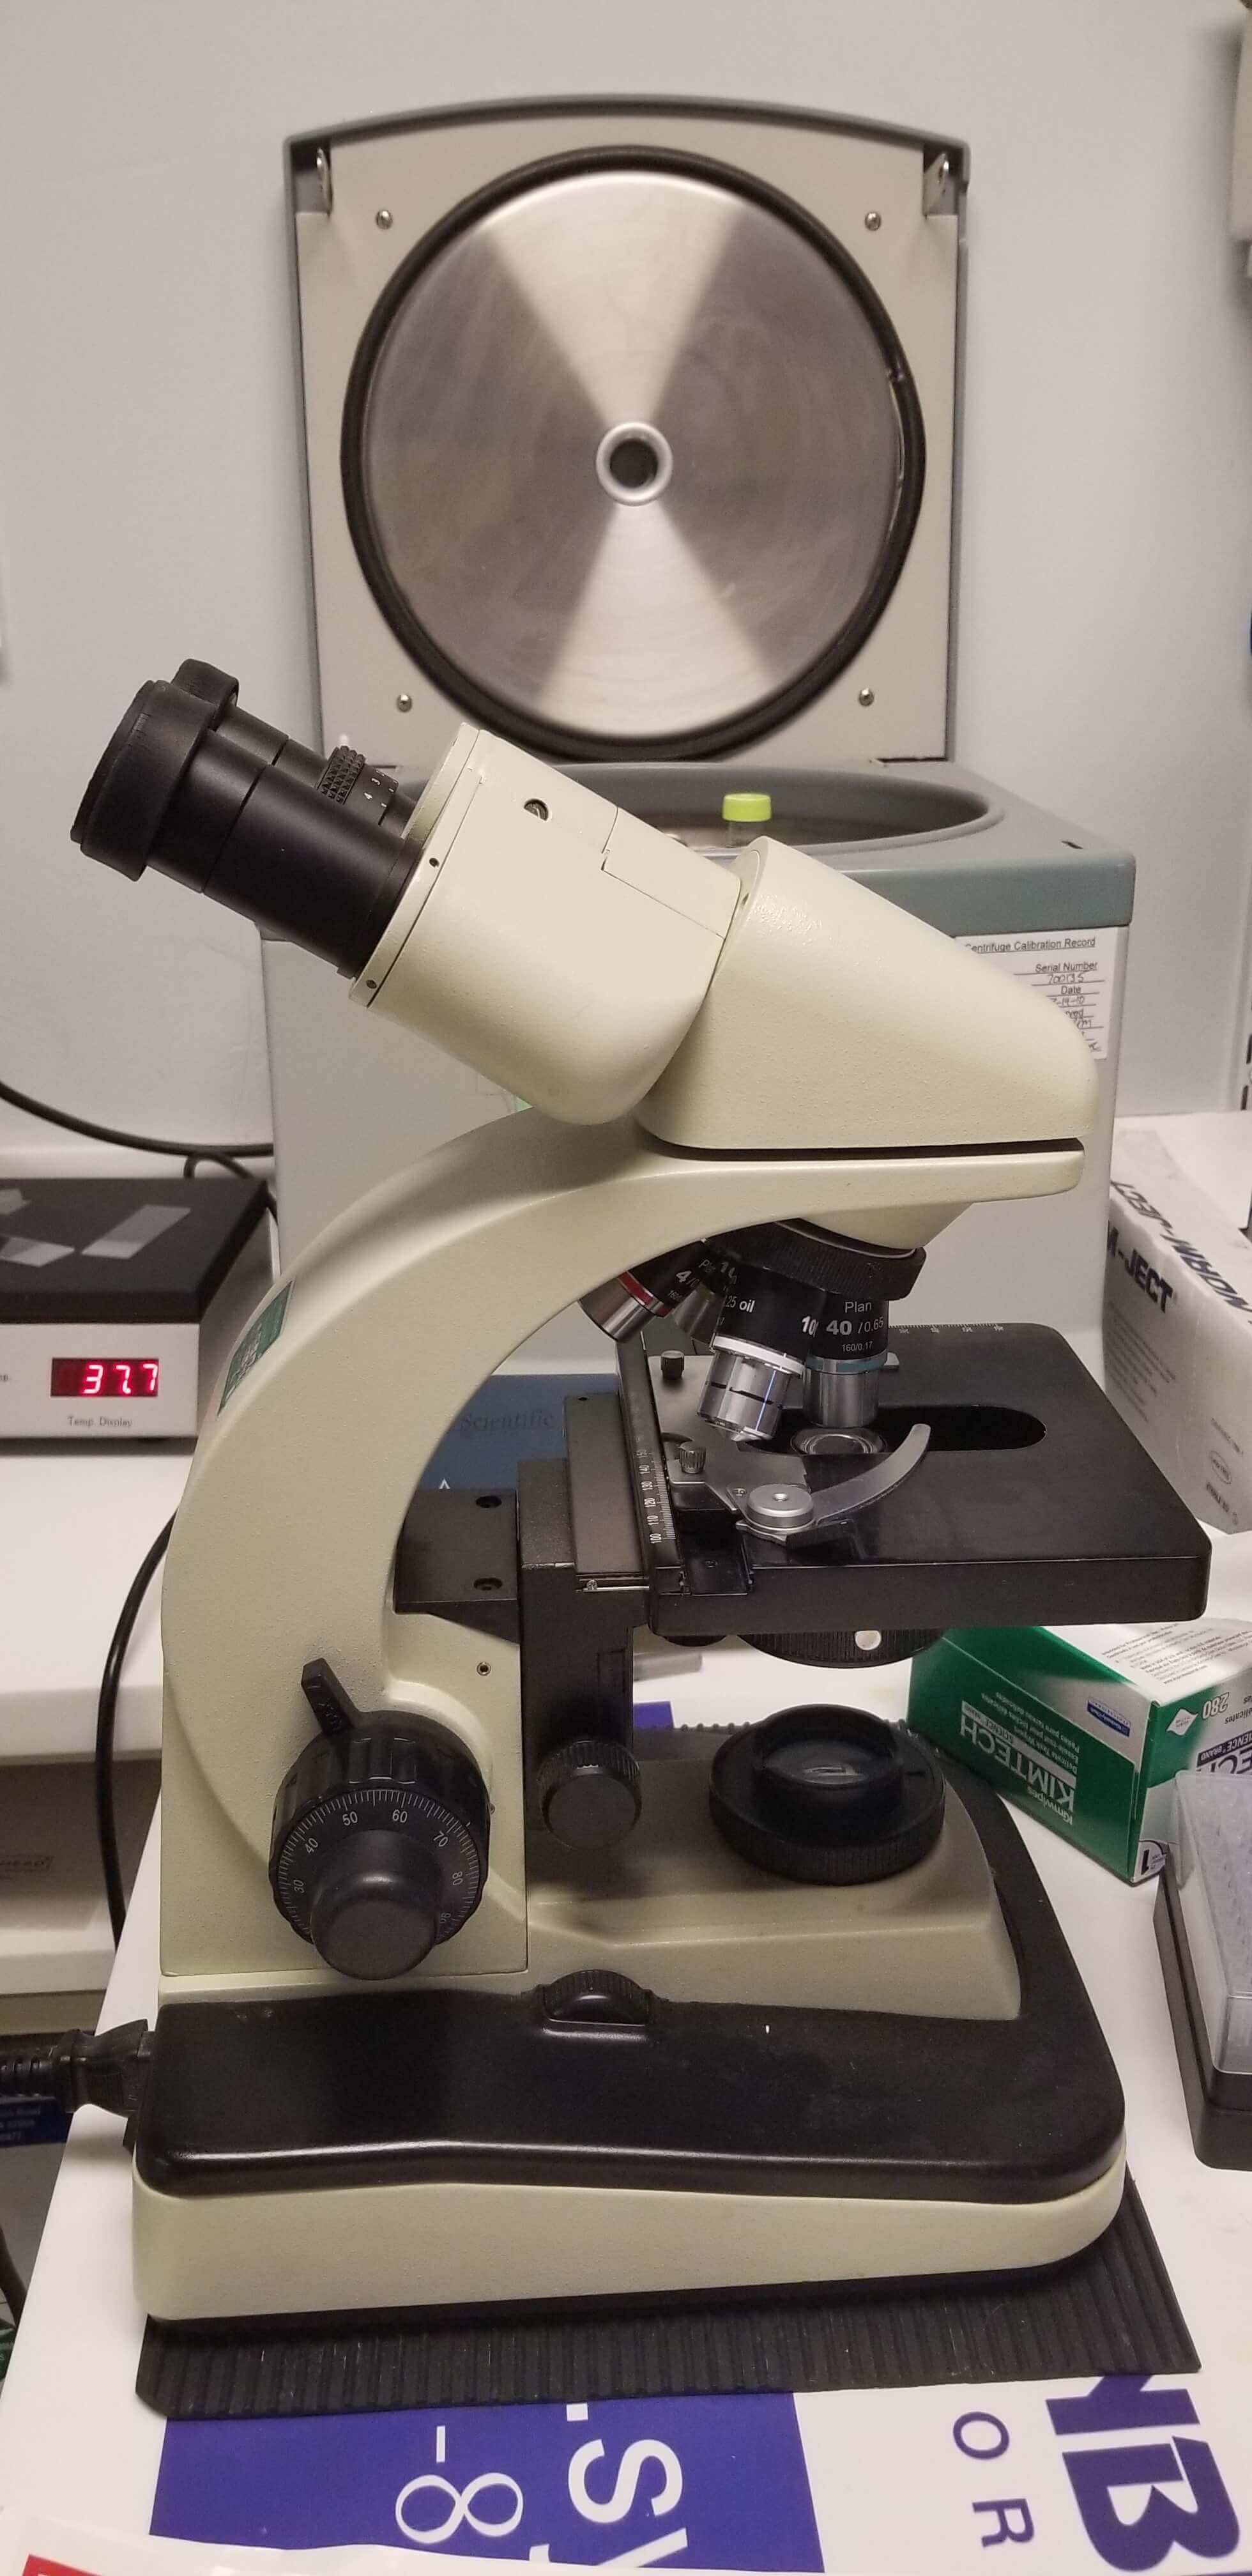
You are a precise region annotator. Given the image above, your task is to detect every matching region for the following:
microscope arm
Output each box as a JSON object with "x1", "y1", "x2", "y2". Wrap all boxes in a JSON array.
[{"x1": 157, "y1": 1108, "x2": 1081, "y2": 1993}]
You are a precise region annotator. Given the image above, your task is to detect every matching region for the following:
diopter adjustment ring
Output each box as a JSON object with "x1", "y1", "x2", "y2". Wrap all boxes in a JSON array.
[
  {"x1": 315, "y1": 743, "x2": 405, "y2": 838},
  {"x1": 317, "y1": 746, "x2": 367, "y2": 804}
]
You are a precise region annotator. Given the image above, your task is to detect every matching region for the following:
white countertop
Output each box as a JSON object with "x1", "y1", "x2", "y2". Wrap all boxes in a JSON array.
[{"x1": 0, "y1": 1442, "x2": 191, "y2": 1761}]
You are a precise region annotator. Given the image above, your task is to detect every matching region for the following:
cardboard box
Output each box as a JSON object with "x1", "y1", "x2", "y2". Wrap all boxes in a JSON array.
[
  {"x1": 1104, "y1": 1128, "x2": 1252, "y2": 1531},
  {"x1": 908, "y1": 1619, "x2": 1252, "y2": 1881}
]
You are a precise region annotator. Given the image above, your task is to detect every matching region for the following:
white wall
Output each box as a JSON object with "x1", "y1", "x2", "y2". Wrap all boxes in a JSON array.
[{"x1": 0, "y1": 0, "x2": 1249, "y2": 1156}]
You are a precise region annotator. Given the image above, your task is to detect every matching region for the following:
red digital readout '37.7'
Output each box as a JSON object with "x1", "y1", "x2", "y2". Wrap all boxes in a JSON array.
[{"x1": 49, "y1": 1358, "x2": 160, "y2": 1399}]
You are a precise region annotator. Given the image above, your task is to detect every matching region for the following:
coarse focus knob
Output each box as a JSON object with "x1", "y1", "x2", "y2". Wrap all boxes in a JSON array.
[
  {"x1": 535, "y1": 1736, "x2": 643, "y2": 1849},
  {"x1": 270, "y1": 1717, "x2": 489, "y2": 1981}
]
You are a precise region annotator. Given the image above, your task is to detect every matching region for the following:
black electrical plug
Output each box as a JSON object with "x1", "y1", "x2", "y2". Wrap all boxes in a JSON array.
[{"x1": 0, "y1": 2020, "x2": 152, "y2": 2121}]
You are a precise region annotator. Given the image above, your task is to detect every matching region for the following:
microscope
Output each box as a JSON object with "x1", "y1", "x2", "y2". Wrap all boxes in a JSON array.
[{"x1": 63, "y1": 660, "x2": 1207, "y2": 2334}]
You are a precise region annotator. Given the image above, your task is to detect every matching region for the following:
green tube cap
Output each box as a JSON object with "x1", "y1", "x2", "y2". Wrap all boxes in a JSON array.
[{"x1": 721, "y1": 790, "x2": 773, "y2": 824}]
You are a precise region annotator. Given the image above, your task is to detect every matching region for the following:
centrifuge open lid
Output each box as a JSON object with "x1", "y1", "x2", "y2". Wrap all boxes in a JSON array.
[
  {"x1": 277, "y1": 101, "x2": 1129, "y2": 1359},
  {"x1": 289, "y1": 100, "x2": 964, "y2": 771}
]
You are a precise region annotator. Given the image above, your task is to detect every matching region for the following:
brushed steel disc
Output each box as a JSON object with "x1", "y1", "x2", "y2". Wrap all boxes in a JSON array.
[{"x1": 343, "y1": 159, "x2": 921, "y2": 753}]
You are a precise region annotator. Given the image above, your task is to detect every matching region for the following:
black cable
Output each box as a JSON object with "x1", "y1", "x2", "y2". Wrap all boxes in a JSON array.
[
  {"x1": 96, "y1": 1516, "x2": 174, "y2": 1944},
  {"x1": 0, "y1": 2222, "x2": 26, "y2": 2324},
  {"x1": 181, "y1": 1150, "x2": 252, "y2": 1187},
  {"x1": 6, "y1": 1071, "x2": 280, "y2": 1926},
  {"x1": 183, "y1": 1152, "x2": 277, "y2": 1220},
  {"x1": 8, "y1": 1077, "x2": 274, "y2": 1928},
  {"x1": 0, "y1": 1073, "x2": 278, "y2": 1218},
  {"x1": 0, "y1": 1074, "x2": 272, "y2": 1167},
  {"x1": 0, "y1": 2021, "x2": 152, "y2": 2120}
]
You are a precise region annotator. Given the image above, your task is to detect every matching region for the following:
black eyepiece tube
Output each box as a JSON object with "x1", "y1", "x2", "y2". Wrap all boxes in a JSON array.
[{"x1": 72, "y1": 666, "x2": 418, "y2": 977}]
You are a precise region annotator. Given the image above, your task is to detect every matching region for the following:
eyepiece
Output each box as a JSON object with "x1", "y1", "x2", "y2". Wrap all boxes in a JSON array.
[
  {"x1": 73, "y1": 679, "x2": 208, "y2": 882},
  {"x1": 72, "y1": 663, "x2": 417, "y2": 976}
]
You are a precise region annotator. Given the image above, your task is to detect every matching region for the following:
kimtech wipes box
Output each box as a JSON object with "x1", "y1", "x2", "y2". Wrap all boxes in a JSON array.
[{"x1": 908, "y1": 1620, "x2": 1252, "y2": 1882}]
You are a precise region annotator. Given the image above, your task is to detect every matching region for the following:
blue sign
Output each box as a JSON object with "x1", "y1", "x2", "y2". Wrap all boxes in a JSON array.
[
  {"x1": 153, "y1": 2391, "x2": 823, "y2": 2569},
  {"x1": 0, "y1": 2099, "x2": 69, "y2": 2150},
  {"x1": 422, "y1": 1374, "x2": 614, "y2": 1491}
]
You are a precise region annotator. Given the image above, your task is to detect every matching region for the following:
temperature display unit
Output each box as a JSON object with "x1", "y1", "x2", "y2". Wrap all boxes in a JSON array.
[
  {"x1": 50, "y1": 1356, "x2": 160, "y2": 1399},
  {"x1": 0, "y1": 1174, "x2": 272, "y2": 1439}
]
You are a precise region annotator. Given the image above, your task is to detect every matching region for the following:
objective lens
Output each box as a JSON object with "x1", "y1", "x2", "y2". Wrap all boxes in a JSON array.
[
  {"x1": 580, "y1": 1246, "x2": 715, "y2": 1344},
  {"x1": 72, "y1": 662, "x2": 418, "y2": 976},
  {"x1": 666, "y1": 1275, "x2": 728, "y2": 1346},
  {"x1": 700, "y1": 1350, "x2": 799, "y2": 1442},
  {"x1": 699, "y1": 1261, "x2": 817, "y2": 1443},
  {"x1": 801, "y1": 1292, "x2": 889, "y2": 1430}
]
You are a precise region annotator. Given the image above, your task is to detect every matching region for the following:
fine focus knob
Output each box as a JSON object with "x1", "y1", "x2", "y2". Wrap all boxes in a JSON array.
[
  {"x1": 270, "y1": 1717, "x2": 488, "y2": 1980},
  {"x1": 709, "y1": 1705, "x2": 945, "y2": 1885},
  {"x1": 535, "y1": 1736, "x2": 642, "y2": 1848}
]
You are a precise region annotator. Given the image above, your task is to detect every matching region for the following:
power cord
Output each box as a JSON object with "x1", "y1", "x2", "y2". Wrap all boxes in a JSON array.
[
  {"x1": 182, "y1": 1151, "x2": 275, "y2": 1216},
  {"x1": 1, "y1": 1080, "x2": 279, "y2": 1925},
  {"x1": 96, "y1": 1516, "x2": 174, "y2": 1944},
  {"x1": 0, "y1": 2028, "x2": 157, "y2": 2339},
  {"x1": 0, "y1": 2023, "x2": 152, "y2": 2123},
  {"x1": 0, "y1": 2221, "x2": 26, "y2": 2324},
  {"x1": 0, "y1": 1528, "x2": 174, "y2": 2327},
  {"x1": 0, "y1": 2023, "x2": 153, "y2": 2327},
  {"x1": 0, "y1": 2025, "x2": 158, "y2": 2319},
  {"x1": 0, "y1": 2027, "x2": 155, "y2": 2343},
  {"x1": 0, "y1": 1081, "x2": 268, "y2": 2223},
  {"x1": 0, "y1": 1075, "x2": 277, "y2": 1217}
]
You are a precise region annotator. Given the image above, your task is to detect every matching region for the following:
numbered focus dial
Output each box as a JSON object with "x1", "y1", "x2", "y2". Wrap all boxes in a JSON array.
[{"x1": 270, "y1": 1720, "x2": 488, "y2": 1982}]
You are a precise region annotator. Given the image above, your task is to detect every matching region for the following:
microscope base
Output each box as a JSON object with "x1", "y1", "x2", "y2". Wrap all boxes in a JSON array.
[
  {"x1": 132, "y1": 1775, "x2": 1125, "y2": 2325},
  {"x1": 133, "y1": 2152, "x2": 1126, "y2": 2326},
  {"x1": 517, "y1": 1751, "x2": 1022, "y2": 2014}
]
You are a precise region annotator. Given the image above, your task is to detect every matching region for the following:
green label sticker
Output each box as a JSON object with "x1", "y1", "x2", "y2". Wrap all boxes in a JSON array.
[{"x1": 219, "y1": 1282, "x2": 291, "y2": 1412}]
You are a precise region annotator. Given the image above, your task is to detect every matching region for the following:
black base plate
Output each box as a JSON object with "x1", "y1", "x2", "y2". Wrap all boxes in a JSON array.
[{"x1": 137, "y1": 2178, "x2": 1193, "y2": 2419}]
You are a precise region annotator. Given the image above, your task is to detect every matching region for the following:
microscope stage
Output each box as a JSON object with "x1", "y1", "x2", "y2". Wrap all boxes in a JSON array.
[{"x1": 612, "y1": 1326, "x2": 1209, "y2": 1640}]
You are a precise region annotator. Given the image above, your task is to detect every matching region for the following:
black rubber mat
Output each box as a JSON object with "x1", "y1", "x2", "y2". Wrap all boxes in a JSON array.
[{"x1": 139, "y1": 2177, "x2": 1195, "y2": 2418}]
